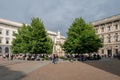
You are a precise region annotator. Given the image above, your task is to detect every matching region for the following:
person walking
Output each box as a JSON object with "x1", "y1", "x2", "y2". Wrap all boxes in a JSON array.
[
  {"x1": 69, "y1": 54, "x2": 74, "y2": 62},
  {"x1": 52, "y1": 54, "x2": 57, "y2": 64}
]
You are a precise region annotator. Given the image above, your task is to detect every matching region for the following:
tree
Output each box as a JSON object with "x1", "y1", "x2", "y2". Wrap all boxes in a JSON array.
[
  {"x1": 62, "y1": 17, "x2": 103, "y2": 54},
  {"x1": 11, "y1": 24, "x2": 30, "y2": 53},
  {"x1": 11, "y1": 18, "x2": 53, "y2": 54}
]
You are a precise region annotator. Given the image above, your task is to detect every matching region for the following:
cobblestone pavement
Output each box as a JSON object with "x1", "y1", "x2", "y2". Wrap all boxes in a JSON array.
[{"x1": 20, "y1": 61, "x2": 120, "y2": 80}]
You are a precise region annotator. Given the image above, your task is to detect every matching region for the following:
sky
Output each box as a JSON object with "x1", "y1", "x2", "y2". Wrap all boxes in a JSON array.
[{"x1": 0, "y1": 0, "x2": 120, "y2": 36}]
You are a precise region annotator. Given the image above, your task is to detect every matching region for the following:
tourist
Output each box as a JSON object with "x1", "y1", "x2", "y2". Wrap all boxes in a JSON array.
[{"x1": 52, "y1": 54, "x2": 57, "y2": 64}]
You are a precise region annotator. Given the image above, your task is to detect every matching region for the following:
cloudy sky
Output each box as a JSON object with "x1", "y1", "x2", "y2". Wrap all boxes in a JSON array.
[{"x1": 0, "y1": 0, "x2": 120, "y2": 36}]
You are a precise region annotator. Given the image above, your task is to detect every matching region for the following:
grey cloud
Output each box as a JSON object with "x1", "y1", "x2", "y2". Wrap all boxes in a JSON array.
[{"x1": 0, "y1": 0, "x2": 120, "y2": 36}]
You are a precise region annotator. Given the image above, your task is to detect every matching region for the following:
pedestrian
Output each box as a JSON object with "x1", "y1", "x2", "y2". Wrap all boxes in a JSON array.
[
  {"x1": 69, "y1": 54, "x2": 74, "y2": 62},
  {"x1": 52, "y1": 54, "x2": 57, "y2": 64},
  {"x1": 2, "y1": 54, "x2": 6, "y2": 60}
]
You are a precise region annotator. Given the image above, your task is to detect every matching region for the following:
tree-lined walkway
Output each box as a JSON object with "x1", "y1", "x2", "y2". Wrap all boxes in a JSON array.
[{"x1": 20, "y1": 61, "x2": 120, "y2": 80}]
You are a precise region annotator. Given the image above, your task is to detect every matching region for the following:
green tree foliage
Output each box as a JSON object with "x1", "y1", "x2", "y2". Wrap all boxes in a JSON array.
[
  {"x1": 11, "y1": 18, "x2": 53, "y2": 54},
  {"x1": 62, "y1": 17, "x2": 103, "y2": 54}
]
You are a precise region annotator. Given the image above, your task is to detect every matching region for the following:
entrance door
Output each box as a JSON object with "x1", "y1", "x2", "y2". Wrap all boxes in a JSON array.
[
  {"x1": 107, "y1": 49, "x2": 112, "y2": 57},
  {"x1": 115, "y1": 49, "x2": 118, "y2": 54}
]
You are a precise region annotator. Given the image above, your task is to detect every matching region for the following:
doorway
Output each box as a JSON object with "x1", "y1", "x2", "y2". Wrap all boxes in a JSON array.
[{"x1": 107, "y1": 49, "x2": 112, "y2": 57}]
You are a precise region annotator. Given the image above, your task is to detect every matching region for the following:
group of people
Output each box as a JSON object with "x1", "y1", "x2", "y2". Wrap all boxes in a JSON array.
[
  {"x1": 66, "y1": 53, "x2": 101, "y2": 62},
  {"x1": 0, "y1": 53, "x2": 103, "y2": 64},
  {"x1": 0, "y1": 53, "x2": 59, "y2": 64},
  {"x1": 0, "y1": 54, "x2": 9, "y2": 60},
  {"x1": 0, "y1": 54, "x2": 47, "y2": 61}
]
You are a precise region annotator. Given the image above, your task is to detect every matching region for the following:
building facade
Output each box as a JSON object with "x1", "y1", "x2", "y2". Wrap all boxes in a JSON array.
[
  {"x1": 47, "y1": 31, "x2": 65, "y2": 56},
  {"x1": 92, "y1": 14, "x2": 120, "y2": 57},
  {"x1": 0, "y1": 19, "x2": 65, "y2": 57}
]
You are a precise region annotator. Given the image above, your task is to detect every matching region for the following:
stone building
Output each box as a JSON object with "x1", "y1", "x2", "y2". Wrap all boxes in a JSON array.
[
  {"x1": 92, "y1": 14, "x2": 120, "y2": 57},
  {"x1": 47, "y1": 31, "x2": 65, "y2": 56},
  {"x1": 0, "y1": 19, "x2": 65, "y2": 57}
]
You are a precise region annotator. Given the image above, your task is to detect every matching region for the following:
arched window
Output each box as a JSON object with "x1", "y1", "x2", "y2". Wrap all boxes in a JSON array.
[
  {"x1": 0, "y1": 47, "x2": 2, "y2": 53},
  {"x1": 5, "y1": 47, "x2": 9, "y2": 53}
]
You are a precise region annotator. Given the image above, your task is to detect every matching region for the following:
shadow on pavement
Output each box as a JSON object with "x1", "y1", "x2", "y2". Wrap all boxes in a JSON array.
[
  {"x1": 84, "y1": 59, "x2": 120, "y2": 76},
  {"x1": 0, "y1": 65, "x2": 25, "y2": 80}
]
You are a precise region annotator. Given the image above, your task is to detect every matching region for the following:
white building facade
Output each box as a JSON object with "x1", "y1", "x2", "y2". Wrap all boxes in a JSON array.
[
  {"x1": 0, "y1": 19, "x2": 65, "y2": 57},
  {"x1": 92, "y1": 14, "x2": 120, "y2": 57},
  {"x1": 47, "y1": 31, "x2": 65, "y2": 56}
]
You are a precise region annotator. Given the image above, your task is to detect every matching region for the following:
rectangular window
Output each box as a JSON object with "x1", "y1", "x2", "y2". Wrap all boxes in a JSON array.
[
  {"x1": 108, "y1": 26, "x2": 110, "y2": 31},
  {"x1": 115, "y1": 49, "x2": 118, "y2": 54},
  {"x1": 101, "y1": 35, "x2": 104, "y2": 42},
  {"x1": 0, "y1": 29, "x2": 2, "y2": 34},
  {"x1": 108, "y1": 34, "x2": 111, "y2": 43},
  {"x1": 101, "y1": 27, "x2": 104, "y2": 32},
  {"x1": 102, "y1": 49, "x2": 104, "y2": 54},
  {"x1": 6, "y1": 30, "x2": 9, "y2": 35},
  {"x1": 114, "y1": 33, "x2": 119, "y2": 42},
  {"x1": 115, "y1": 24, "x2": 118, "y2": 30},
  {"x1": 0, "y1": 38, "x2": 2, "y2": 43},
  {"x1": 6, "y1": 38, "x2": 9, "y2": 44},
  {"x1": 12, "y1": 31, "x2": 15, "y2": 36}
]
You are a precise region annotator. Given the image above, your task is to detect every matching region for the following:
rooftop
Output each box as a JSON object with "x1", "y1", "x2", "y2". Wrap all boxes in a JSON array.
[
  {"x1": 0, "y1": 18, "x2": 22, "y2": 27},
  {"x1": 92, "y1": 14, "x2": 120, "y2": 26}
]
